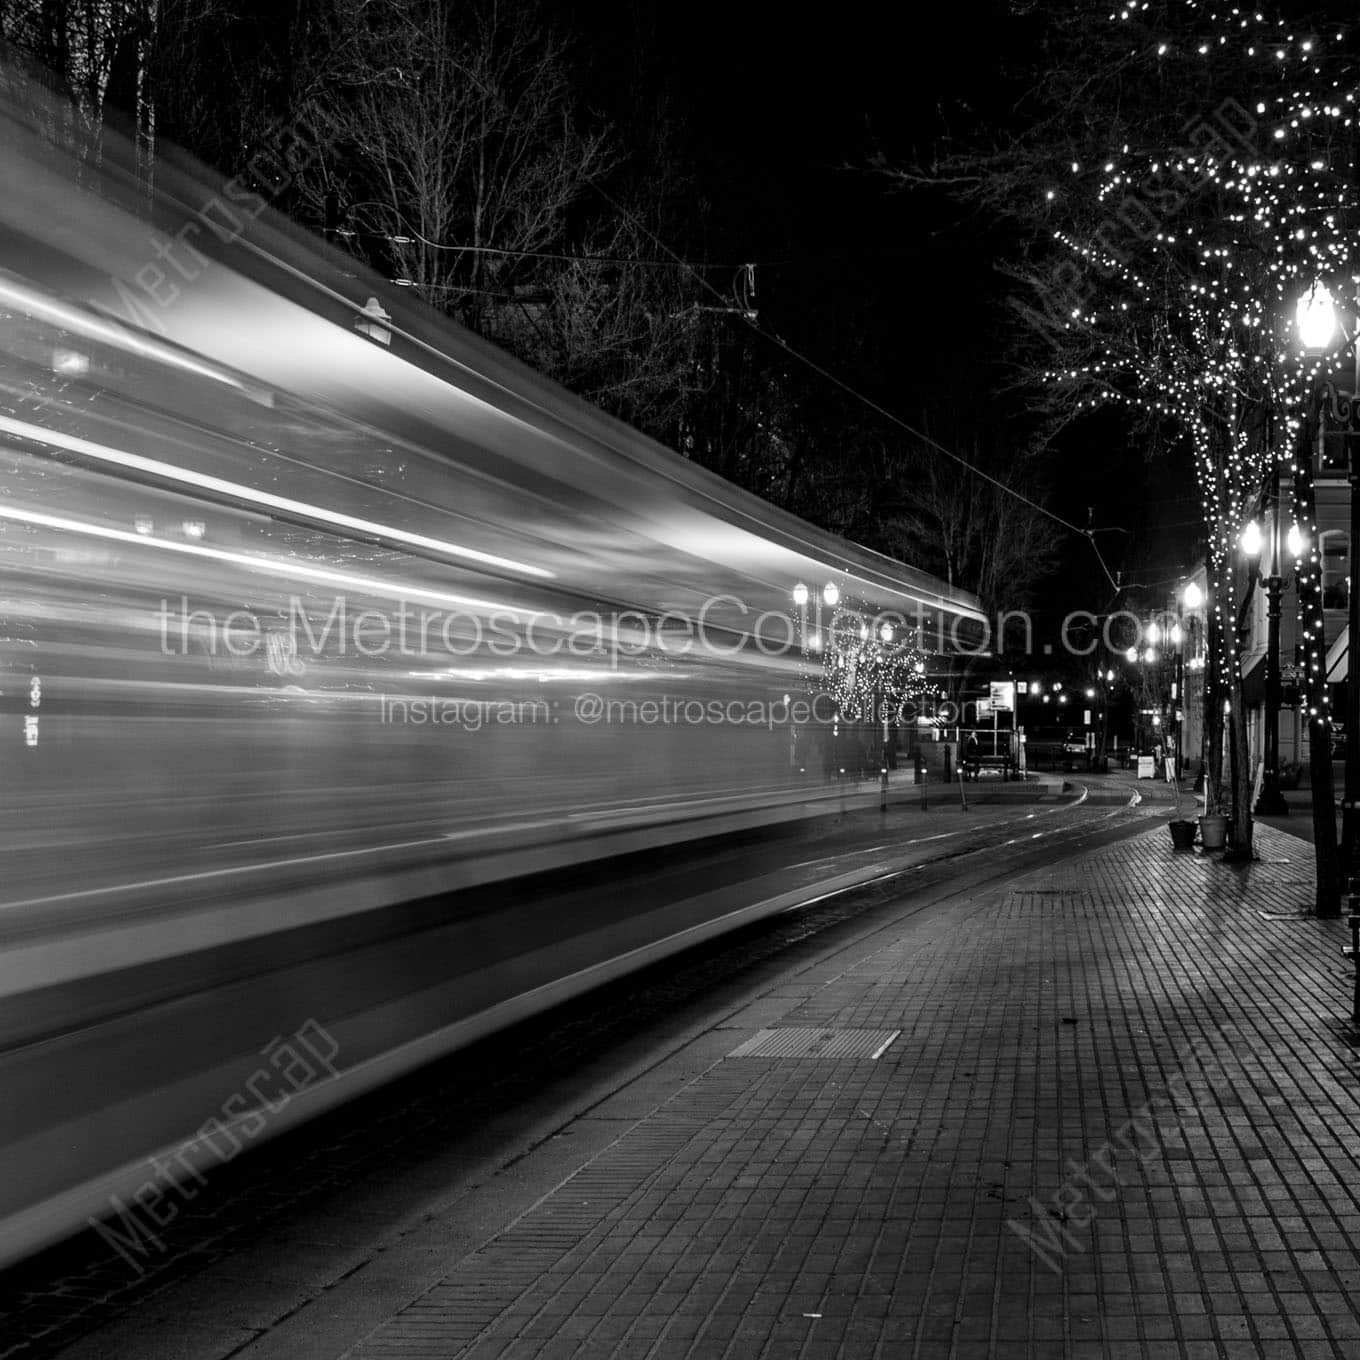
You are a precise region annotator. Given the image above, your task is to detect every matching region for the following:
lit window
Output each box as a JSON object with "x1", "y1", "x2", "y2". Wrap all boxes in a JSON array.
[{"x1": 1317, "y1": 411, "x2": 1358, "y2": 477}]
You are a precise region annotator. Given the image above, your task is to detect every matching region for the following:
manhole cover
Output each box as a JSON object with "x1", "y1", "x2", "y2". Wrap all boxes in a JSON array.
[{"x1": 727, "y1": 1027, "x2": 901, "y2": 1060}]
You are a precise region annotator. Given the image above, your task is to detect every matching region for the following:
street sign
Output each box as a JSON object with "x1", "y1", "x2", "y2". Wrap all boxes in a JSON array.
[{"x1": 990, "y1": 681, "x2": 1015, "y2": 712}]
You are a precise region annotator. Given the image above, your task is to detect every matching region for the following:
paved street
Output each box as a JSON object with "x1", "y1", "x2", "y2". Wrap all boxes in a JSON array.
[
  {"x1": 330, "y1": 825, "x2": 1357, "y2": 1360},
  {"x1": 39, "y1": 780, "x2": 1360, "y2": 1360}
]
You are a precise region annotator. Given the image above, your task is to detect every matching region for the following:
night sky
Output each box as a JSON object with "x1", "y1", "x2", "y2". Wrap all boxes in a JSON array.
[{"x1": 557, "y1": 1, "x2": 1202, "y2": 633}]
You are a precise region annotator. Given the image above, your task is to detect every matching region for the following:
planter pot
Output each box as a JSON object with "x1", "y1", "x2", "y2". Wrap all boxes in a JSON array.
[
  {"x1": 1199, "y1": 814, "x2": 1229, "y2": 851},
  {"x1": 1169, "y1": 819, "x2": 1198, "y2": 850}
]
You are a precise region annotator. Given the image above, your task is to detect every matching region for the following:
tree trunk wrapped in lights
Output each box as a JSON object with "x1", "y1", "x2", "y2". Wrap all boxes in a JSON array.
[{"x1": 1203, "y1": 567, "x2": 1225, "y2": 819}]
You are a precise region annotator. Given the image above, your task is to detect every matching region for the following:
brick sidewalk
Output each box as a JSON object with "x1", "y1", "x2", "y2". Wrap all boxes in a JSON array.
[{"x1": 341, "y1": 823, "x2": 1360, "y2": 1360}]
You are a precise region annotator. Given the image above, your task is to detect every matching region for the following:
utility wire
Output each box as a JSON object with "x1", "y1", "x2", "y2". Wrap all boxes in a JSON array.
[
  {"x1": 587, "y1": 180, "x2": 1127, "y2": 595},
  {"x1": 339, "y1": 206, "x2": 757, "y2": 271}
]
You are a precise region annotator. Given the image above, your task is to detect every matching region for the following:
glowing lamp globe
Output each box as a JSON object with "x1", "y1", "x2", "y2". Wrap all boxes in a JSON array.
[
  {"x1": 1240, "y1": 519, "x2": 1263, "y2": 557},
  {"x1": 792, "y1": 583, "x2": 809, "y2": 606},
  {"x1": 1287, "y1": 523, "x2": 1306, "y2": 559},
  {"x1": 822, "y1": 583, "x2": 840, "y2": 606},
  {"x1": 1182, "y1": 581, "x2": 1203, "y2": 610},
  {"x1": 1296, "y1": 282, "x2": 1338, "y2": 350},
  {"x1": 1146, "y1": 622, "x2": 1160, "y2": 644}
]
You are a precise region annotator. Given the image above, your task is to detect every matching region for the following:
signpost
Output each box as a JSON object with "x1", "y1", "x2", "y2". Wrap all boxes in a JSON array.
[{"x1": 987, "y1": 682, "x2": 1015, "y2": 767}]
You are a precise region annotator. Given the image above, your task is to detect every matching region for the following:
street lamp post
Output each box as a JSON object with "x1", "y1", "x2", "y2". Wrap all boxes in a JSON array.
[
  {"x1": 1296, "y1": 282, "x2": 1360, "y2": 876},
  {"x1": 1171, "y1": 617, "x2": 1185, "y2": 781},
  {"x1": 1180, "y1": 581, "x2": 1204, "y2": 786},
  {"x1": 1241, "y1": 486, "x2": 1290, "y2": 816},
  {"x1": 876, "y1": 621, "x2": 894, "y2": 810}
]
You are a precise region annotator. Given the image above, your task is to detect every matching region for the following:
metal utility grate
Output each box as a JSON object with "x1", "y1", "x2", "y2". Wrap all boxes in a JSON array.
[{"x1": 727, "y1": 1027, "x2": 901, "y2": 1060}]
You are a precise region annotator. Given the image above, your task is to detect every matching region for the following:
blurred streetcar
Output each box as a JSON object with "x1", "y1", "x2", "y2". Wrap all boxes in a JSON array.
[{"x1": 0, "y1": 63, "x2": 987, "y2": 1266}]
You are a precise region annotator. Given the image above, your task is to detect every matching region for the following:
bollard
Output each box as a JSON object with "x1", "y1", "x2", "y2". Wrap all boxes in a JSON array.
[
  {"x1": 958, "y1": 766, "x2": 969, "y2": 812},
  {"x1": 1346, "y1": 878, "x2": 1360, "y2": 1025},
  {"x1": 880, "y1": 765, "x2": 889, "y2": 812}
]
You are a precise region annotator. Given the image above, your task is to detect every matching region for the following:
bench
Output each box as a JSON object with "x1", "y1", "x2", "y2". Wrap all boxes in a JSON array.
[{"x1": 965, "y1": 753, "x2": 1014, "y2": 781}]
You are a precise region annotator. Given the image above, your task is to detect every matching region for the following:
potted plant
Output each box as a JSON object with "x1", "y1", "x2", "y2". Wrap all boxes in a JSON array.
[
  {"x1": 1169, "y1": 776, "x2": 1197, "y2": 850},
  {"x1": 1199, "y1": 809, "x2": 1229, "y2": 850},
  {"x1": 1199, "y1": 758, "x2": 1229, "y2": 850}
]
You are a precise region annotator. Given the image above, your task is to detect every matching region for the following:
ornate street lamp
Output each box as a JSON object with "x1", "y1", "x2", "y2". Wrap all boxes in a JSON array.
[
  {"x1": 1180, "y1": 581, "x2": 1205, "y2": 784},
  {"x1": 1297, "y1": 282, "x2": 1338, "y2": 351},
  {"x1": 1297, "y1": 280, "x2": 1360, "y2": 873},
  {"x1": 1240, "y1": 494, "x2": 1293, "y2": 816}
]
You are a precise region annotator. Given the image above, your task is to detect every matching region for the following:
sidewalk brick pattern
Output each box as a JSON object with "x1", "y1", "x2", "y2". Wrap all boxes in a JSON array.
[{"x1": 348, "y1": 824, "x2": 1360, "y2": 1358}]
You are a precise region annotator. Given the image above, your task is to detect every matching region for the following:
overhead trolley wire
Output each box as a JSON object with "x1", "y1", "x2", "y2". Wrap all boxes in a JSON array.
[{"x1": 587, "y1": 180, "x2": 1129, "y2": 596}]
